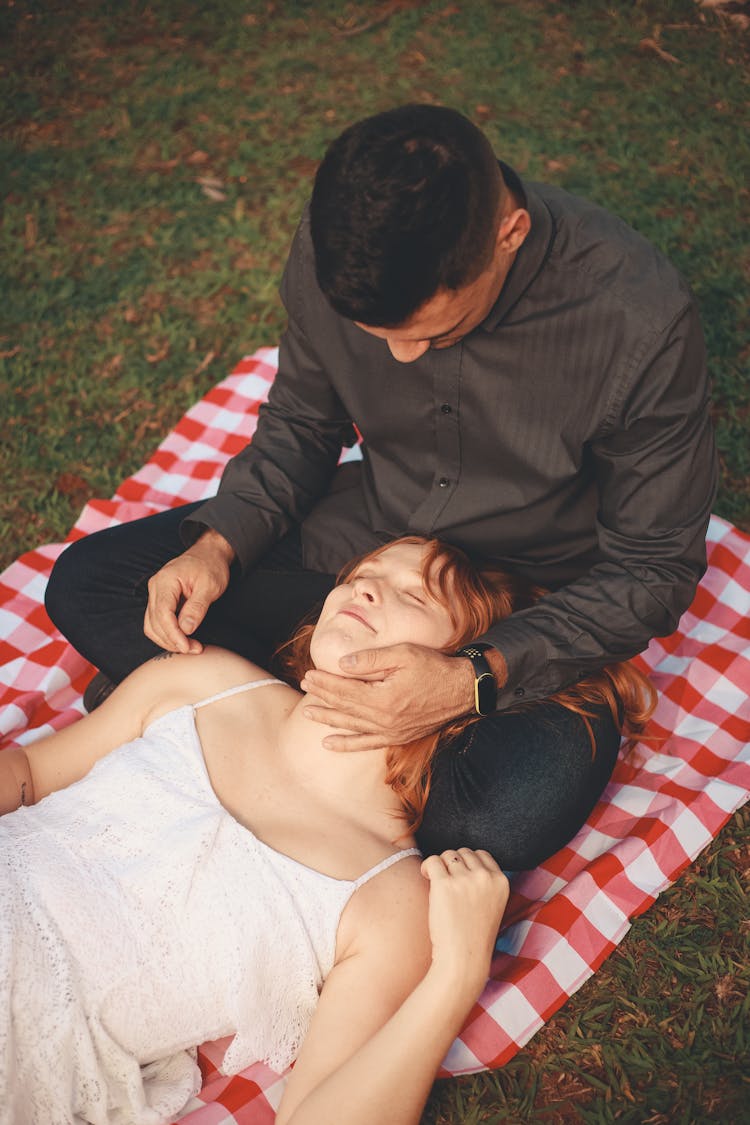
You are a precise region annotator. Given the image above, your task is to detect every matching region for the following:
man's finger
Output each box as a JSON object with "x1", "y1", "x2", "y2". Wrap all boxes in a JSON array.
[
  {"x1": 145, "y1": 604, "x2": 191, "y2": 652},
  {"x1": 301, "y1": 669, "x2": 389, "y2": 699},
  {"x1": 300, "y1": 672, "x2": 383, "y2": 708},
  {"x1": 321, "y1": 731, "x2": 392, "y2": 753},
  {"x1": 146, "y1": 582, "x2": 198, "y2": 653},
  {"x1": 302, "y1": 703, "x2": 382, "y2": 734},
  {"x1": 339, "y1": 646, "x2": 401, "y2": 676},
  {"x1": 177, "y1": 594, "x2": 210, "y2": 637}
]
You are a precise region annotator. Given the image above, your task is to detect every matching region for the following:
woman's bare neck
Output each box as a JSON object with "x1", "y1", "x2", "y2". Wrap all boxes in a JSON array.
[
  {"x1": 274, "y1": 693, "x2": 403, "y2": 820},
  {"x1": 193, "y1": 677, "x2": 411, "y2": 876}
]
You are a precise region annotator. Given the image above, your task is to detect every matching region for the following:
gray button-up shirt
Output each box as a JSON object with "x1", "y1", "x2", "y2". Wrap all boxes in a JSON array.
[{"x1": 186, "y1": 170, "x2": 717, "y2": 710}]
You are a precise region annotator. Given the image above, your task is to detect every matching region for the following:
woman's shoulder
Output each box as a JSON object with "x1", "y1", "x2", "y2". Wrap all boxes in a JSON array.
[
  {"x1": 137, "y1": 646, "x2": 292, "y2": 728},
  {"x1": 337, "y1": 850, "x2": 430, "y2": 963}
]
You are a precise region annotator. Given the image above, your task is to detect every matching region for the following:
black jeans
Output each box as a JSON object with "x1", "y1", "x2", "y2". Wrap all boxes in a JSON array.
[
  {"x1": 45, "y1": 502, "x2": 336, "y2": 679},
  {"x1": 45, "y1": 503, "x2": 621, "y2": 870}
]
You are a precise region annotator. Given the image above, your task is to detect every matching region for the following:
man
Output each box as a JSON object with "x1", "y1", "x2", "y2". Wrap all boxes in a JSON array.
[{"x1": 46, "y1": 105, "x2": 717, "y2": 869}]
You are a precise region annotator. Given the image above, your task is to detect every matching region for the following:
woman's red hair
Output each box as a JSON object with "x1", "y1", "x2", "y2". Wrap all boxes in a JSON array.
[{"x1": 277, "y1": 536, "x2": 656, "y2": 835}]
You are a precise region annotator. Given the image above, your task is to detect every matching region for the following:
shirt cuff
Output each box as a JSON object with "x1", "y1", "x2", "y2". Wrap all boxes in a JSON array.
[
  {"x1": 478, "y1": 617, "x2": 556, "y2": 710},
  {"x1": 180, "y1": 496, "x2": 282, "y2": 573}
]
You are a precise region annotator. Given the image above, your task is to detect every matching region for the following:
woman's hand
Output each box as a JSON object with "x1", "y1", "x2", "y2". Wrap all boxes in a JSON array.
[
  {"x1": 421, "y1": 848, "x2": 509, "y2": 1002},
  {"x1": 276, "y1": 849, "x2": 509, "y2": 1125}
]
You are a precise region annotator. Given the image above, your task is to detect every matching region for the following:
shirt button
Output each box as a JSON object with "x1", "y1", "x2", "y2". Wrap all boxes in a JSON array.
[
  {"x1": 440, "y1": 403, "x2": 452, "y2": 414},
  {"x1": 514, "y1": 687, "x2": 525, "y2": 697},
  {"x1": 439, "y1": 477, "x2": 450, "y2": 488}
]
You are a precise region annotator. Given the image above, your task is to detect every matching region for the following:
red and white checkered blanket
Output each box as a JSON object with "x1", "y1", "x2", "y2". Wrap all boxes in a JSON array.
[{"x1": 2, "y1": 349, "x2": 749, "y2": 1123}]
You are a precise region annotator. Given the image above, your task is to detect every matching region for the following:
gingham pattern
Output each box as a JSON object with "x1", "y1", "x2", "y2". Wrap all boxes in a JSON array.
[{"x1": 1, "y1": 350, "x2": 748, "y2": 1123}]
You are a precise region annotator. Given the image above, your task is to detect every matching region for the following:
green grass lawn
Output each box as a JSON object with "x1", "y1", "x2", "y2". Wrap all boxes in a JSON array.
[{"x1": 1, "y1": 1, "x2": 748, "y2": 1120}]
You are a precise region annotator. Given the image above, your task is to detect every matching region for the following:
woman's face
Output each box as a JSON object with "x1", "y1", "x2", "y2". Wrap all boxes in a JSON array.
[{"x1": 309, "y1": 542, "x2": 455, "y2": 674}]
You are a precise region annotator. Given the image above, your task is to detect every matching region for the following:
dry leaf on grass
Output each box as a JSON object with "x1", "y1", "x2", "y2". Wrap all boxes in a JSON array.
[
  {"x1": 54, "y1": 472, "x2": 91, "y2": 502},
  {"x1": 146, "y1": 341, "x2": 170, "y2": 364},
  {"x1": 201, "y1": 185, "x2": 227, "y2": 202},
  {"x1": 639, "y1": 37, "x2": 681, "y2": 64},
  {"x1": 192, "y1": 350, "x2": 216, "y2": 376},
  {"x1": 196, "y1": 175, "x2": 227, "y2": 202},
  {"x1": 24, "y1": 214, "x2": 37, "y2": 250}
]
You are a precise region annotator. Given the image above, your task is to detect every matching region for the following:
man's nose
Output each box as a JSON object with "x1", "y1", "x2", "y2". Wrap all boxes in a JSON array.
[{"x1": 386, "y1": 337, "x2": 430, "y2": 363}]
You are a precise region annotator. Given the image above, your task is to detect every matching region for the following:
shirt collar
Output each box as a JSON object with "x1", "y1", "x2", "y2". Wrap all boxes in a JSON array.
[{"x1": 479, "y1": 163, "x2": 556, "y2": 333}]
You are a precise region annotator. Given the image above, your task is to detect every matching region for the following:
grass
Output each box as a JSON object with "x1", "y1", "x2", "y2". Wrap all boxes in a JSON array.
[
  {"x1": 1, "y1": 0, "x2": 748, "y2": 1119},
  {"x1": 424, "y1": 806, "x2": 749, "y2": 1123}
]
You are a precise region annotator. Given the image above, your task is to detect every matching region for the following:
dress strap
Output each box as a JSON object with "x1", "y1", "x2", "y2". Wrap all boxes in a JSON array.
[
  {"x1": 353, "y1": 847, "x2": 422, "y2": 890},
  {"x1": 193, "y1": 678, "x2": 285, "y2": 710}
]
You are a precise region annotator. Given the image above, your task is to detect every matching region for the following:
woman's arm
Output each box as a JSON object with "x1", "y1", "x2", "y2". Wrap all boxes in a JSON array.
[
  {"x1": 0, "y1": 662, "x2": 158, "y2": 814},
  {"x1": 0, "y1": 647, "x2": 262, "y2": 814},
  {"x1": 0, "y1": 748, "x2": 36, "y2": 813},
  {"x1": 276, "y1": 848, "x2": 509, "y2": 1125}
]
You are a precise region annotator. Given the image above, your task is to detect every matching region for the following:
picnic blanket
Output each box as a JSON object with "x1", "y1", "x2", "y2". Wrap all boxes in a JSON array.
[{"x1": 1, "y1": 347, "x2": 749, "y2": 1123}]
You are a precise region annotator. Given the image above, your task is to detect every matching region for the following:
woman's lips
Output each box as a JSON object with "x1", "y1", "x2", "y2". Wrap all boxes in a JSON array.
[{"x1": 338, "y1": 608, "x2": 376, "y2": 633}]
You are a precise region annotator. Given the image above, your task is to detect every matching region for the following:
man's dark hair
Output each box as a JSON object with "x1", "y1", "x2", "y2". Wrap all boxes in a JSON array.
[{"x1": 310, "y1": 104, "x2": 503, "y2": 327}]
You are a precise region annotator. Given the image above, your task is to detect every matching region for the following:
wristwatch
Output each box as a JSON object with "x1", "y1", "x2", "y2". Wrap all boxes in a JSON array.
[{"x1": 456, "y1": 643, "x2": 497, "y2": 717}]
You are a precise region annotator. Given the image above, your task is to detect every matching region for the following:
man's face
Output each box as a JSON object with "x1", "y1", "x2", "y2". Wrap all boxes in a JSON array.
[{"x1": 354, "y1": 207, "x2": 529, "y2": 363}]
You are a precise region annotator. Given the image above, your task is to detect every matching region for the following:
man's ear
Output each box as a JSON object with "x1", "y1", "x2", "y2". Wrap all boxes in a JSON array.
[{"x1": 496, "y1": 208, "x2": 531, "y2": 255}]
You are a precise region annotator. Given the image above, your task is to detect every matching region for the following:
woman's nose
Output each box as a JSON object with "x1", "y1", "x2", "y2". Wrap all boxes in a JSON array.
[{"x1": 352, "y1": 577, "x2": 378, "y2": 602}]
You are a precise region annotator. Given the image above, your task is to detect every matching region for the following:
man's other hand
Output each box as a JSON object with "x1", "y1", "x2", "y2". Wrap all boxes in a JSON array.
[
  {"x1": 144, "y1": 530, "x2": 235, "y2": 654},
  {"x1": 299, "y1": 644, "x2": 478, "y2": 752}
]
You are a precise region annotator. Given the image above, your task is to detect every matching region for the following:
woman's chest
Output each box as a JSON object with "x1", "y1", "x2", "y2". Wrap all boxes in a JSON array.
[
  {"x1": 197, "y1": 707, "x2": 295, "y2": 822},
  {"x1": 195, "y1": 709, "x2": 377, "y2": 877}
]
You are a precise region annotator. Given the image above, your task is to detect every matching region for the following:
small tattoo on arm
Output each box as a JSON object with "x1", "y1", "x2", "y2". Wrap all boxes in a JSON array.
[{"x1": 152, "y1": 651, "x2": 176, "y2": 663}]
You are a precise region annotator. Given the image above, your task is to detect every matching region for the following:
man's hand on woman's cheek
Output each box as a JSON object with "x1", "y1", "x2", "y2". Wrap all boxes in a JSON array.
[{"x1": 300, "y1": 644, "x2": 477, "y2": 752}]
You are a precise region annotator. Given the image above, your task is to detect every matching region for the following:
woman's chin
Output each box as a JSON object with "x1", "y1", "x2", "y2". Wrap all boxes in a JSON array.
[
  {"x1": 309, "y1": 636, "x2": 368, "y2": 677},
  {"x1": 310, "y1": 655, "x2": 361, "y2": 677}
]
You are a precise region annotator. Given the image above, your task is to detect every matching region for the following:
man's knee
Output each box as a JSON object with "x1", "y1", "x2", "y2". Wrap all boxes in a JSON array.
[
  {"x1": 45, "y1": 536, "x2": 100, "y2": 634},
  {"x1": 45, "y1": 522, "x2": 153, "y2": 645},
  {"x1": 45, "y1": 504, "x2": 193, "y2": 632},
  {"x1": 416, "y1": 783, "x2": 548, "y2": 870},
  {"x1": 417, "y1": 703, "x2": 621, "y2": 871},
  {"x1": 416, "y1": 801, "x2": 518, "y2": 869}
]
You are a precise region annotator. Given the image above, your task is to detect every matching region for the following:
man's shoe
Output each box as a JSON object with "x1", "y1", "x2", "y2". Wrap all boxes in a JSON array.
[{"x1": 83, "y1": 671, "x2": 116, "y2": 713}]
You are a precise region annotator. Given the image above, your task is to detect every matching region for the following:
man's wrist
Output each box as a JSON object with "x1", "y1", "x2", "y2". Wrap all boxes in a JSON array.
[
  {"x1": 193, "y1": 528, "x2": 236, "y2": 566},
  {"x1": 483, "y1": 646, "x2": 508, "y2": 689},
  {"x1": 455, "y1": 643, "x2": 505, "y2": 716}
]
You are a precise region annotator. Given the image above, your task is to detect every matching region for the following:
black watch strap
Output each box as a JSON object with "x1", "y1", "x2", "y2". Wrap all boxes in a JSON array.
[{"x1": 456, "y1": 643, "x2": 497, "y2": 717}]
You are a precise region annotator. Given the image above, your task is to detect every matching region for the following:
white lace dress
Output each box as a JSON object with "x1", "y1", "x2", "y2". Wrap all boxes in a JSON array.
[{"x1": 0, "y1": 680, "x2": 419, "y2": 1125}]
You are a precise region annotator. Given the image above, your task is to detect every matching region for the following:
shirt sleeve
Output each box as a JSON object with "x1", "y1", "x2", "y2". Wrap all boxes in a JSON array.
[
  {"x1": 181, "y1": 220, "x2": 357, "y2": 571},
  {"x1": 483, "y1": 302, "x2": 718, "y2": 711}
]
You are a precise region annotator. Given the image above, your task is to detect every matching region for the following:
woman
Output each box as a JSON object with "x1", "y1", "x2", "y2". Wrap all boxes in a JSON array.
[{"x1": 0, "y1": 537, "x2": 652, "y2": 1124}]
